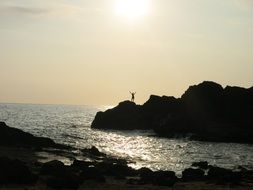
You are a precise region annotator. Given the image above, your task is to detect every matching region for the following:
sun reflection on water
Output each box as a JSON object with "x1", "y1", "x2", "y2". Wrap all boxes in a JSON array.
[{"x1": 1, "y1": 103, "x2": 253, "y2": 175}]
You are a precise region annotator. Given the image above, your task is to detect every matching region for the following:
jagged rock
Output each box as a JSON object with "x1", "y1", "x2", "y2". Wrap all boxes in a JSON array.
[
  {"x1": 91, "y1": 81, "x2": 253, "y2": 144},
  {"x1": 0, "y1": 157, "x2": 37, "y2": 184}
]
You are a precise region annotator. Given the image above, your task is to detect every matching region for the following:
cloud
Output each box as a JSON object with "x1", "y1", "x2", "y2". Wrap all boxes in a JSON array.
[
  {"x1": 0, "y1": 1, "x2": 82, "y2": 19},
  {"x1": 1, "y1": 5, "x2": 49, "y2": 16}
]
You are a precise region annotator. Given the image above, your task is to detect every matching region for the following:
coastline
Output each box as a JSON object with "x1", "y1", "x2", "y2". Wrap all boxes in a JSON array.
[
  {"x1": 0, "y1": 117, "x2": 253, "y2": 189},
  {"x1": 0, "y1": 145, "x2": 253, "y2": 190}
]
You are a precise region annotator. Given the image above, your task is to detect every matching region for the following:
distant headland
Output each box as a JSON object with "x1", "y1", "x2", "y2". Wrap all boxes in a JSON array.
[{"x1": 92, "y1": 81, "x2": 253, "y2": 144}]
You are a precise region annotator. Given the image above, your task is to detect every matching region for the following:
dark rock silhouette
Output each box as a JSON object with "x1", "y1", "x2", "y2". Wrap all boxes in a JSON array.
[
  {"x1": 41, "y1": 160, "x2": 81, "y2": 189},
  {"x1": 0, "y1": 122, "x2": 66, "y2": 148},
  {"x1": 0, "y1": 157, "x2": 37, "y2": 184},
  {"x1": 92, "y1": 101, "x2": 147, "y2": 130},
  {"x1": 191, "y1": 161, "x2": 209, "y2": 170},
  {"x1": 40, "y1": 160, "x2": 66, "y2": 176},
  {"x1": 151, "y1": 170, "x2": 177, "y2": 186},
  {"x1": 91, "y1": 81, "x2": 253, "y2": 144},
  {"x1": 81, "y1": 146, "x2": 107, "y2": 157},
  {"x1": 207, "y1": 166, "x2": 242, "y2": 184},
  {"x1": 182, "y1": 168, "x2": 205, "y2": 181}
]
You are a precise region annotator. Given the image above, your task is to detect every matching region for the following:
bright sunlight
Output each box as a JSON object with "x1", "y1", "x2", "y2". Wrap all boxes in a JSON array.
[{"x1": 115, "y1": 0, "x2": 150, "y2": 20}]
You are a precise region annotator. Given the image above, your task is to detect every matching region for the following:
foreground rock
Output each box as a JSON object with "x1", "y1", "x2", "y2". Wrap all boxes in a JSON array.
[
  {"x1": 92, "y1": 81, "x2": 253, "y2": 144},
  {"x1": 1, "y1": 148, "x2": 253, "y2": 190},
  {"x1": 0, "y1": 122, "x2": 66, "y2": 149},
  {"x1": 40, "y1": 160, "x2": 80, "y2": 189},
  {"x1": 0, "y1": 157, "x2": 37, "y2": 184}
]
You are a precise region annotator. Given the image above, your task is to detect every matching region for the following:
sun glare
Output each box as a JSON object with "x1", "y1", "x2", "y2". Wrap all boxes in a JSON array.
[{"x1": 115, "y1": 0, "x2": 150, "y2": 20}]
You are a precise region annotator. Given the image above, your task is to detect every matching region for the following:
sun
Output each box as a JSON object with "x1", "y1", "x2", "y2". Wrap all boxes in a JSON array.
[{"x1": 115, "y1": 0, "x2": 150, "y2": 20}]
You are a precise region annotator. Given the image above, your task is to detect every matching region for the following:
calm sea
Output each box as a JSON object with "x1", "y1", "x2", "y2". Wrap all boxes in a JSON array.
[{"x1": 0, "y1": 103, "x2": 253, "y2": 174}]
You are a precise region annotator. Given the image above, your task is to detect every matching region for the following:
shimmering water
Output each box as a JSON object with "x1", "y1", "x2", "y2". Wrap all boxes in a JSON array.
[{"x1": 0, "y1": 103, "x2": 253, "y2": 174}]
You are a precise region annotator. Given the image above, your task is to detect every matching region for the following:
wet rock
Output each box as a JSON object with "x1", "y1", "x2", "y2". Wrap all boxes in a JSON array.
[
  {"x1": 0, "y1": 157, "x2": 37, "y2": 184},
  {"x1": 81, "y1": 146, "x2": 106, "y2": 157},
  {"x1": 192, "y1": 161, "x2": 208, "y2": 170},
  {"x1": 182, "y1": 168, "x2": 205, "y2": 181}
]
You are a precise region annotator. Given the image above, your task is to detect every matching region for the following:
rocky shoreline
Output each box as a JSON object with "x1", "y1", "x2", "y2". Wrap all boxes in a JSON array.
[
  {"x1": 92, "y1": 81, "x2": 253, "y2": 144},
  {"x1": 0, "y1": 122, "x2": 253, "y2": 189},
  {"x1": 1, "y1": 146, "x2": 253, "y2": 190}
]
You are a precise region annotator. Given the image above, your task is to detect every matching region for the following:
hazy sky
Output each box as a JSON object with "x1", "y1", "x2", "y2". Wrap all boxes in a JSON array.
[{"x1": 0, "y1": 0, "x2": 252, "y2": 105}]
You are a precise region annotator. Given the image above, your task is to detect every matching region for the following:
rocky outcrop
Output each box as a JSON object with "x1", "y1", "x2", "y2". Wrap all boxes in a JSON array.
[
  {"x1": 91, "y1": 81, "x2": 253, "y2": 144},
  {"x1": 91, "y1": 101, "x2": 147, "y2": 130},
  {"x1": 154, "y1": 81, "x2": 253, "y2": 143},
  {"x1": 0, "y1": 122, "x2": 65, "y2": 148}
]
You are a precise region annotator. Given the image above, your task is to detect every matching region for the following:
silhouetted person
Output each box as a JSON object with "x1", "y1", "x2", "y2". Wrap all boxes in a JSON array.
[{"x1": 129, "y1": 91, "x2": 136, "y2": 102}]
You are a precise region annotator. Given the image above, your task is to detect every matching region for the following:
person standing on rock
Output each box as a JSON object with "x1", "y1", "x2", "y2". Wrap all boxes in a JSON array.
[{"x1": 129, "y1": 91, "x2": 136, "y2": 102}]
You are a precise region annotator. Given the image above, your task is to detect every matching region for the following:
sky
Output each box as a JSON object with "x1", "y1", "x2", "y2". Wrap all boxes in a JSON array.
[{"x1": 0, "y1": 0, "x2": 253, "y2": 106}]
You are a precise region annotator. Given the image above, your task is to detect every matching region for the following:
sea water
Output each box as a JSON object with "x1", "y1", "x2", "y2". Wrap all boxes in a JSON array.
[{"x1": 0, "y1": 103, "x2": 253, "y2": 174}]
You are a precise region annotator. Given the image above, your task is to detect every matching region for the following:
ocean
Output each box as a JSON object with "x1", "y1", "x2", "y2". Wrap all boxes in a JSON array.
[{"x1": 0, "y1": 103, "x2": 253, "y2": 174}]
